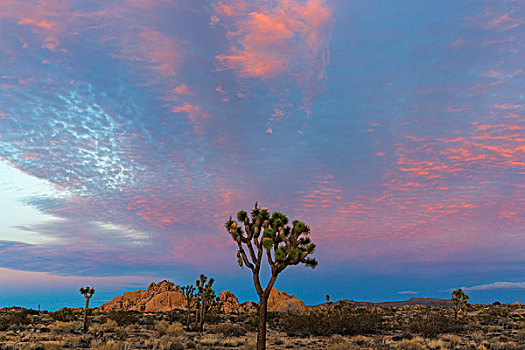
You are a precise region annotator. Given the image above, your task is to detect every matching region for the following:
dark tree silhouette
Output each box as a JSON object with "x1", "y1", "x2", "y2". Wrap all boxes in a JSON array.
[
  {"x1": 79, "y1": 286, "x2": 95, "y2": 332},
  {"x1": 451, "y1": 288, "x2": 469, "y2": 319},
  {"x1": 181, "y1": 284, "x2": 196, "y2": 331},
  {"x1": 225, "y1": 202, "x2": 317, "y2": 350},
  {"x1": 194, "y1": 274, "x2": 219, "y2": 332}
]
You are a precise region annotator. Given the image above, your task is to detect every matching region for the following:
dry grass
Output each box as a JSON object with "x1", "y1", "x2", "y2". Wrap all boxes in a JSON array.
[
  {"x1": 441, "y1": 334, "x2": 462, "y2": 348},
  {"x1": 144, "y1": 335, "x2": 184, "y2": 350},
  {"x1": 90, "y1": 340, "x2": 122, "y2": 350},
  {"x1": 426, "y1": 338, "x2": 447, "y2": 350},
  {"x1": 326, "y1": 342, "x2": 359, "y2": 350},
  {"x1": 48, "y1": 321, "x2": 83, "y2": 334},
  {"x1": 155, "y1": 320, "x2": 185, "y2": 337},
  {"x1": 350, "y1": 335, "x2": 375, "y2": 347},
  {"x1": 396, "y1": 339, "x2": 426, "y2": 350}
]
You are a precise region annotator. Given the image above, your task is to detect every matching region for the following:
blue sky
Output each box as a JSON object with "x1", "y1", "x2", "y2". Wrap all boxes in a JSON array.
[{"x1": 0, "y1": 0, "x2": 523, "y2": 310}]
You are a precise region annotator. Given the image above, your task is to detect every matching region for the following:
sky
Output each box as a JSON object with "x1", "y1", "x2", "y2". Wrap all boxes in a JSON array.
[{"x1": 0, "y1": 0, "x2": 523, "y2": 310}]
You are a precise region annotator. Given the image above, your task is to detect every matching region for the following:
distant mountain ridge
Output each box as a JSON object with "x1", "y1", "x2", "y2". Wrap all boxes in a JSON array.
[{"x1": 310, "y1": 297, "x2": 454, "y2": 309}]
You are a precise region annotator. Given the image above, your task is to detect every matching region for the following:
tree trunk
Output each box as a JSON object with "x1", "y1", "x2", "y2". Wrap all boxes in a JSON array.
[
  {"x1": 256, "y1": 294, "x2": 268, "y2": 350},
  {"x1": 185, "y1": 306, "x2": 191, "y2": 331},
  {"x1": 199, "y1": 306, "x2": 205, "y2": 332},
  {"x1": 83, "y1": 298, "x2": 90, "y2": 333},
  {"x1": 194, "y1": 302, "x2": 201, "y2": 331}
]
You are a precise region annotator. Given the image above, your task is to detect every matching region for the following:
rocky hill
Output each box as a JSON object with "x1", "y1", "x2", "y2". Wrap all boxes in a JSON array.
[{"x1": 98, "y1": 280, "x2": 306, "y2": 313}]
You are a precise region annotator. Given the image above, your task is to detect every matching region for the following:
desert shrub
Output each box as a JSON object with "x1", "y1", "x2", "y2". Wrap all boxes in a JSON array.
[
  {"x1": 350, "y1": 335, "x2": 375, "y2": 347},
  {"x1": 50, "y1": 308, "x2": 77, "y2": 322},
  {"x1": 239, "y1": 336, "x2": 257, "y2": 350},
  {"x1": 166, "y1": 308, "x2": 185, "y2": 324},
  {"x1": 221, "y1": 337, "x2": 245, "y2": 347},
  {"x1": 90, "y1": 340, "x2": 122, "y2": 350},
  {"x1": 396, "y1": 339, "x2": 426, "y2": 350},
  {"x1": 517, "y1": 328, "x2": 525, "y2": 345},
  {"x1": 49, "y1": 320, "x2": 83, "y2": 334},
  {"x1": 478, "y1": 306, "x2": 510, "y2": 326},
  {"x1": 273, "y1": 337, "x2": 285, "y2": 345},
  {"x1": 0, "y1": 310, "x2": 31, "y2": 330},
  {"x1": 326, "y1": 343, "x2": 358, "y2": 350},
  {"x1": 243, "y1": 314, "x2": 258, "y2": 332},
  {"x1": 280, "y1": 307, "x2": 383, "y2": 337},
  {"x1": 106, "y1": 310, "x2": 139, "y2": 327},
  {"x1": 215, "y1": 322, "x2": 247, "y2": 337},
  {"x1": 426, "y1": 339, "x2": 447, "y2": 350},
  {"x1": 441, "y1": 334, "x2": 462, "y2": 348},
  {"x1": 145, "y1": 335, "x2": 184, "y2": 350},
  {"x1": 403, "y1": 308, "x2": 466, "y2": 338},
  {"x1": 156, "y1": 320, "x2": 185, "y2": 337}
]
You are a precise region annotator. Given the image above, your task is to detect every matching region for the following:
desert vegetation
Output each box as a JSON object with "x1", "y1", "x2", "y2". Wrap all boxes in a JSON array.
[{"x1": 0, "y1": 302, "x2": 523, "y2": 349}]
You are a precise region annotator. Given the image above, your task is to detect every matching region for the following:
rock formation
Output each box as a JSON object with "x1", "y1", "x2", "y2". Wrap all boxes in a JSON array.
[
  {"x1": 267, "y1": 288, "x2": 307, "y2": 313},
  {"x1": 218, "y1": 290, "x2": 259, "y2": 313},
  {"x1": 98, "y1": 280, "x2": 305, "y2": 313},
  {"x1": 98, "y1": 280, "x2": 185, "y2": 312},
  {"x1": 219, "y1": 290, "x2": 241, "y2": 313}
]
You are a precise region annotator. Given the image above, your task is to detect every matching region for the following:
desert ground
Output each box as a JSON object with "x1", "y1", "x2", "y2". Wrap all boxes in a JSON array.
[{"x1": 0, "y1": 302, "x2": 523, "y2": 350}]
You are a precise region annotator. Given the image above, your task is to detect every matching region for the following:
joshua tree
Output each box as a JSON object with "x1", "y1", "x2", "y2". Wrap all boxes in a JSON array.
[
  {"x1": 194, "y1": 274, "x2": 219, "y2": 332},
  {"x1": 225, "y1": 202, "x2": 317, "y2": 350},
  {"x1": 326, "y1": 294, "x2": 333, "y2": 314},
  {"x1": 79, "y1": 286, "x2": 95, "y2": 332},
  {"x1": 181, "y1": 284, "x2": 196, "y2": 331},
  {"x1": 451, "y1": 288, "x2": 469, "y2": 319}
]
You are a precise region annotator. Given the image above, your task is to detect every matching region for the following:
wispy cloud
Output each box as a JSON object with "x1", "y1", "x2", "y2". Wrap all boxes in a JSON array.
[
  {"x1": 398, "y1": 290, "x2": 418, "y2": 295},
  {"x1": 461, "y1": 282, "x2": 525, "y2": 292}
]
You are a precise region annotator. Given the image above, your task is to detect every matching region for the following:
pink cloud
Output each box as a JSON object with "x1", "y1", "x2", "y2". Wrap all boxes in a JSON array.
[
  {"x1": 175, "y1": 83, "x2": 193, "y2": 96},
  {"x1": 216, "y1": 0, "x2": 332, "y2": 80},
  {"x1": 0, "y1": 0, "x2": 68, "y2": 51},
  {"x1": 215, "y1": 0, "x2": 333, "y2": 108},
  {"x1": 172, "y1": 103, "x2": 208, "y2": 123}
]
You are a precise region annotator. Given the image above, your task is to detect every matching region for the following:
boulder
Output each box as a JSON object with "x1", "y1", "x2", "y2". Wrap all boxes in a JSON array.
[
  {"x1": 267, "y1": 288, "x2": 307, "y2": 313},
  {"x1": 219, "y1": 290, "x2": 241, "y2": 313},
  {"x1": 239, "y1": 301, "x2": 258, "y2": 313}
]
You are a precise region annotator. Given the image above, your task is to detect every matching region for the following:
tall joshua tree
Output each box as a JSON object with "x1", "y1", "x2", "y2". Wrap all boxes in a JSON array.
[
  {"x1": 79, "y1": 286, "x2": 95, "y2": 332},
  {"x1": 181, "y1": 284, "x2": 196, "y2": 331},
  {"x1": 225, "y1": 202, "x2": 317, "y2": 350},
  {"x1": 451, "y1": 288, "x2": 469, "y2": 319}
]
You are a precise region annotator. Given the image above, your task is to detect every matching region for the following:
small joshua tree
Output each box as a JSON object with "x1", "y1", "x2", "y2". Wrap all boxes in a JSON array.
[
  {"x1": 79, "y1": 286, "x2": 95, "y2": 332},
  {"x1": 181, "y1": 284, "x2": 196, "y2": 331},
  {"x1": 225, "y1": 202, "x2": 317, "y2": 350},
  {"x1": 451, "y1": 288, "x2": 469, "y2": 319},
  {"x1": 194, "y1": 274, "x2": 219, "y2": 332},
  {"x1": 326, "y1": 294, "x2": 333, "y2": 314}
]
